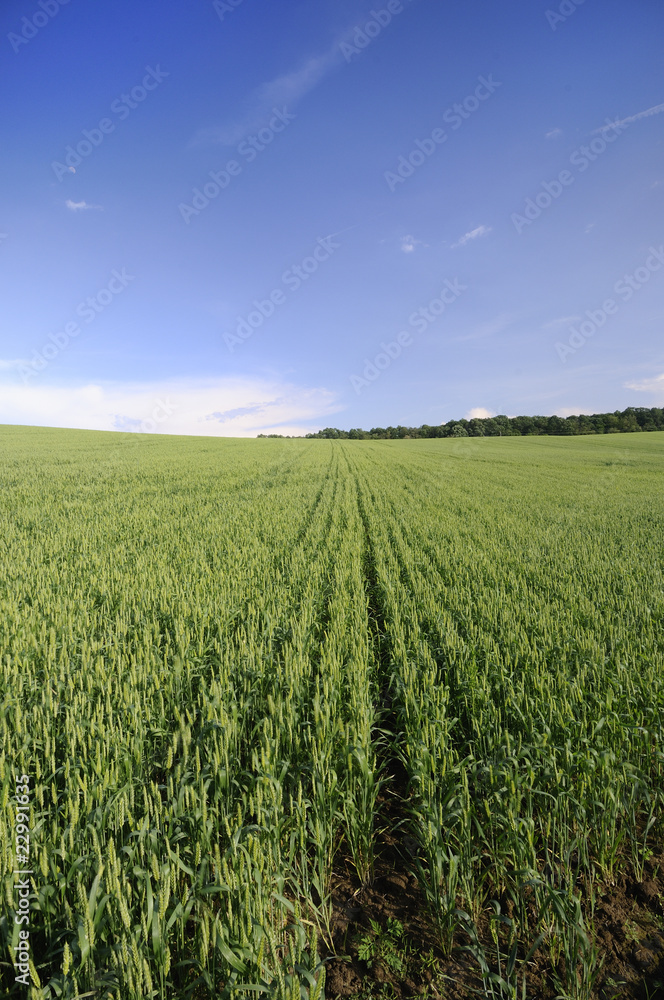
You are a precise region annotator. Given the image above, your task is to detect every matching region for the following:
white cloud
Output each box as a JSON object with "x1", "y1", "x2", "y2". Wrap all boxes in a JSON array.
[
  {"x1": 545, "y1": 128, "x2": 562, "y2": 139},
  {"x1": 593, "y1": 101, "x2": 664, "y2": 134},
  {"x1": 401, "y1": 234, "x2": 427, "y2": 253},
  {"x1": 465, "y1": 407, "x2": 495, "y2": 420},
  {"x1": 452, "y1": 225, "x2": 492, "y2": 248},
  {"x1": 66, "y1": 200, "x2": 103, "y2": 212},
  {"x1": 0, "y1": 376, "x2": 343, "y2": 437},
  {"x1": 625, "y1": 372, "x2": 664, "y2": 395},
  {"x1": 555, "y1": 407, "x2": 595, "y2": 417}
]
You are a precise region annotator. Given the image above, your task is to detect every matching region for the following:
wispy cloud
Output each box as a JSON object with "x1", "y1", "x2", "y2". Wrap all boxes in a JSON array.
[
  {"x1": 593, "y1": 101, "x2": 664, "y2": 134},
  {"x1": 452, "y1": 225, "x2": 492, "y2": 248},
  {"x1": 0, "y1": 358, "x2": 28, "y2": 371},
  {"x1": 452, "y1": 313, "x2": 515, "y2": 343},
  {"x1": 625, "y1": 372, "x2": 664, "y2": 394},
  {"x1": 542, "y1": 315, "x2": 581, "y2": 330},
  {"x1": 545, "y1": 127, "x2": 562, "y2": 139},
  {"x1": 66, "y1": 199, "x2": 103, "y2": 212},
  {"x1": 0, "y1": 376, "x2": 342, "y2": 437},
  {"x1": 191, "y1": 41, "x2": 343, "y2": 147},
  {"x1": 255, "y1": 48, "x2": 339, "y2": 111},
  {"x1": 206, "y1": 404, "x2": 267, "y2": 422}
]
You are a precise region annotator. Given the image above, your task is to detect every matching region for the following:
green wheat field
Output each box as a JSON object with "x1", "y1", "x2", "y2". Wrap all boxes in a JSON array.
[{"x1": 1, "y1": 426, "x2": 663, "y2": 1000}]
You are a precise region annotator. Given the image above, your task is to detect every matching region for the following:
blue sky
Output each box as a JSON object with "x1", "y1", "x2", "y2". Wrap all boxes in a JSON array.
[{"x1": 1, "y1": 0, "x2": 663, "y2": 436}]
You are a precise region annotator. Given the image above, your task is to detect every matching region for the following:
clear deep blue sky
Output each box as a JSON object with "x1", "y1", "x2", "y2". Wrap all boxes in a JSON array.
[{"x1": 1, "y1": 0, "x2": 663, "y2": 436}]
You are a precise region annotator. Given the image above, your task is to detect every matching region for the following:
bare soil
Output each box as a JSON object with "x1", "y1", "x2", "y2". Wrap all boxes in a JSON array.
[{"x1": 323, "y1": 821, "x2": 664, "y2": 1000}]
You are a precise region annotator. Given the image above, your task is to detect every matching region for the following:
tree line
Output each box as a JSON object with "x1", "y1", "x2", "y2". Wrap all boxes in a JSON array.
[{"x1": 257, "y1": 406, "x2": 664, "y2": 439}]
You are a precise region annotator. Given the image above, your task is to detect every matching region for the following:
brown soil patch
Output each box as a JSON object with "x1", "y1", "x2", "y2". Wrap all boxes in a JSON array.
[{"x1": 323, "y1": 824, "x2": 664, "y2": 1000}]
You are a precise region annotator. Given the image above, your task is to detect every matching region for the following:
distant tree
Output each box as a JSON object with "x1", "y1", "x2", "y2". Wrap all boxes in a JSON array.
[
  {"x1": 292, "y1": 406, "x2": 664, "y2": 440},
  {"x1": 545, "y1": 415, "x2": 566, "y2": 435},
  {"x1": 493, "y1": 416, "x2": 513, "y2": 436},
  {"x1": 513, "y1": 415, "x2": 537, "y2": 435},
  {"x1": 619, "y1": 409, "x2": 641, "y2": 433},
  {"x1": 467, "y1": 419, "x2": 485, "y2": 436}
]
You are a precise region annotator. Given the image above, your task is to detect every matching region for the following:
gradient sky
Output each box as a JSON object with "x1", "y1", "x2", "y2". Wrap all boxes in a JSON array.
[{"x1": 1, "y1": 0, "x2": 663, "y2": 437}]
